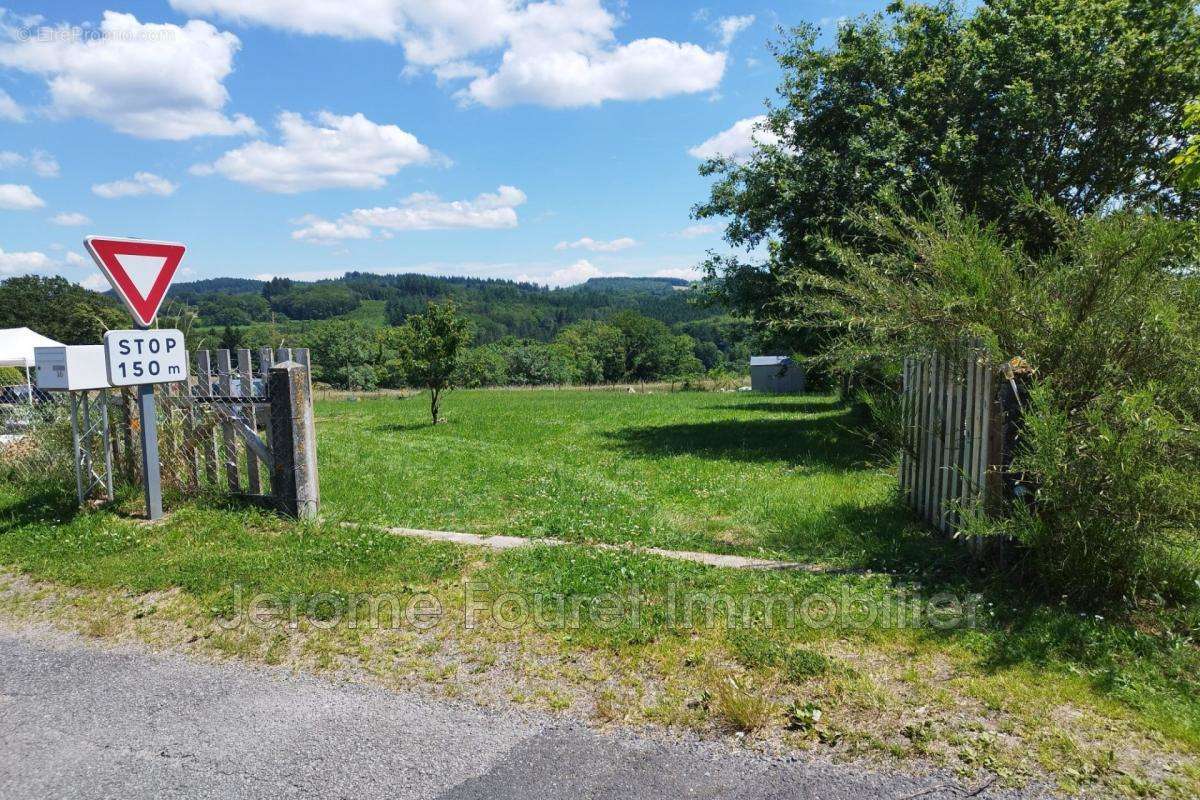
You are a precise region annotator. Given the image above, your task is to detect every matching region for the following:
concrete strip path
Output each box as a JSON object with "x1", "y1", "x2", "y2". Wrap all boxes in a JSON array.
[
  {"x1": 0, "y1": 626, "x2": 1046, "y2": 800},
  {"x1": 342, "y1": 521, "x2": 853, "y2": 573}
]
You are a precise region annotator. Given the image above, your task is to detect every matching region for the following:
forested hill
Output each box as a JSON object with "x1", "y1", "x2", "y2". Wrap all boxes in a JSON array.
[
  {"x1": 171, "y1": 272, "x2": 719, "y2": 344},
  {"x1": 1, "y1": 270, "x2": 755, "y2": 388}
]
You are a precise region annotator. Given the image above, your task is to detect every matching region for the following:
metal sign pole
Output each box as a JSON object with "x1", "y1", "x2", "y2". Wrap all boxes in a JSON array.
[
  {"x1": 133, "y1": 318, "x2": 164, "y2": 521},
  {"x1": 136, "y1": 380, "x2": 163, "y2": 520}
]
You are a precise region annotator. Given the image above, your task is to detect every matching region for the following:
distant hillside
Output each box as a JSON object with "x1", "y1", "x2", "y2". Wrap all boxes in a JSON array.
[
  {"x1": 575, "y1": 276, "x2": 690, "y2": 293},
  {"x1": 158, "y1": 269, "x2": 749, "y2": 365}
]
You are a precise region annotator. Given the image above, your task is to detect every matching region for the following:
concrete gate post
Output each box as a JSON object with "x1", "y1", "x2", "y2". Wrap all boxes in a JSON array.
[{"x1": 268, "y1": 361, "x2": 319, "y2": 519}]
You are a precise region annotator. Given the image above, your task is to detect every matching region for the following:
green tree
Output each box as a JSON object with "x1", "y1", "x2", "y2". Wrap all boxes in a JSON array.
[
  {"x1": 304, "y1": 320, "x2": 380, "y2": 390},
  {"x1": 261, "y1": 276, "x2": 293, "y2": 301},
  {"x1": 553, "y1": 320, "x2": 626, "y2": 383},
  {"x1": 797, "y1": 191, "x2": 1200, "y2": 604},
  {"x1": 404, "y1": 301, "x2": 473, "y2": 424},
  {"x1": 0, "y1": 275, "x2": 127, "y2": 343},
  {"x1": 452, "y1": 345, "x2": 510, "y2": 388},
  {"x1": 609, "y1": 312, "x2": 702, "y2": 381},
  {"x1": 695, "y1": 0, "x2": 1200, "y2": 334},
  {"x1": 1176, "y1": 101, "x2": 1200, "y2": 189},
  {"x1": 270, "y1": 285, "x2": 360, "y2": 320},
  {"x1": 218, "y1": 325, "x2": 244, "y2": 351}
]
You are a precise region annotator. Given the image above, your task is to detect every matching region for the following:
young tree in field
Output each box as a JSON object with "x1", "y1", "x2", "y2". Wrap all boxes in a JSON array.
[
  {"x1": 694, "y1": 0, "x2": 1200, "y2": 336},
  {"x1": 405, "y1": 301, "x2": 473, "y2": 424}
]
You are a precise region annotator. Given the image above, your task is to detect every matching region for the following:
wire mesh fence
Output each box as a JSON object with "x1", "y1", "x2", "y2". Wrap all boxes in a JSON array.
[
  {"x1": 0, "y1": 387, "x2": 76, "y2": 491},
  {"x1": 1, "y1": 347, "x2": 311, "y2": 512}
]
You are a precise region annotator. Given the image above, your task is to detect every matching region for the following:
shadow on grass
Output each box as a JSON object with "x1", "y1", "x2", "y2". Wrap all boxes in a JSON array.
[
  {"x1": 605, "y1": 415, "x2": 872, "y2": 469},
  {"x1": 369, "y1": 422, "x2": 437, "y2": 433},
  {"x1": 712, "y1": 399, "x2": 850, "y2": 415},
  {"x1": 0, "y1": 485, "x2": 80, "y2": 535},
  {"x1": 764, "y1": 495, "x2": 966, "y2": 577}
]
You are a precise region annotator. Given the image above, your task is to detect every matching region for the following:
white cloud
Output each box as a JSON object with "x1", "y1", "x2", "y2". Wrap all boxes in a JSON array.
[
  {"x1": 0, "y1": 11, "x2": 256, "y2": 140},
  {"x1": 80, "y1": 273, "x2": 109, "y2": 291},
  {"x1": 0, "y1": 149, "x2": 59, "y2": 177},
  {"x1": 51, "y1": 211, "x2": 90, "y2": 226},
  {"x1": 293, "y1": 185, "x2": 527, "y2": 244},
  {"x1": 463, "y1": 35, "x2": 725, "y2": 109},
  {"x1": 0, "y1": 88, "x2": 22, "y2": 121},
  {"x1": 652, "y1": 267, "x2": 701, "y2": 281},
  {"x1": 0, "y1": 183, "x2": 44, "y2": 209},
  {"x1": 193, "y1": 111, "x2": 435, "y2": 193},
  {"x1": 170, "y1": 0, "x2": 410, "y2": 42},
  {"x1": 64, "y1": 251, "x2": 87, "y2": 266},
  {"x1": 171, "y1": 0, "x2": 725, "y2": 108},
  {"x1": 92, "y1": 171, "x2": 178, "y2": 199},
  {"x1": 714, "y1": 15, "x2": 754, "y2": 47},
  {"x1": 0, "y1": 247, "x2": 51, "y2": 273},
  {"x1": 688, "y1": 115, "x2": 780, "y2": 162},
  {"x1": 678, "y1": 223, "x2": 719, "y2": 239},
  {"x1": 554, "y1": 236, "x2": 636, "y2": 253},
  {"x1": 290, "y1": 214, "x2": 372, "y2": 245},
  {"x1": 30, "y1": 150, "x2": 58, "y2": 177},
  {"x1": 516, "y1": 258, "x2": 621, "y2": 287}
]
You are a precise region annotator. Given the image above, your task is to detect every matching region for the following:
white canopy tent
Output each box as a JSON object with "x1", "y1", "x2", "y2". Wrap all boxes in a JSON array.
[{"x1": 0, "y1": 327, "x2": 64, "y2": 407}]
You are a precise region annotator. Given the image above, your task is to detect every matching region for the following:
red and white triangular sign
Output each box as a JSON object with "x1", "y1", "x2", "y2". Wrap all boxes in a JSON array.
[{"x1": 84, "y1": 236, "x2": 186, "y2": 328}]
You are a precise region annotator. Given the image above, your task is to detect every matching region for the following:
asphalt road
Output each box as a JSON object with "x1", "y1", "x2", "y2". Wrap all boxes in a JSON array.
[{"x1": 0, "y1": 627, "x2": 1046, "y2": 800}]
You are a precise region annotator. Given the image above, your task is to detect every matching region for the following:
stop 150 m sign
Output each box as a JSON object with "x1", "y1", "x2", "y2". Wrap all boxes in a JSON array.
[{"x1": 104, "y1": 329, "x2": 189, "y2": 387}]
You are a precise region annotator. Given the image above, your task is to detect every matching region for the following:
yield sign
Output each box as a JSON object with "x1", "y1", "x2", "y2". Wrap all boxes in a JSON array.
[{"x1": 84, "y1": 236, "x2": 186, "y2": 327}]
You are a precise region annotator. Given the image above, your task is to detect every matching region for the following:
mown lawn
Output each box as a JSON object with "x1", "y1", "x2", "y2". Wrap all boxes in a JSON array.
[
  {"x1": 318, "y1": 389, "x2": 926, "y2": 565},
  {"x1": 1, "y1": 387, "x2": 1198, "y2": 798}
]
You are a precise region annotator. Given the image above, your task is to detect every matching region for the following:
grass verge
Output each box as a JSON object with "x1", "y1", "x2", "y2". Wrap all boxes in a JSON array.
[{"x1": 0, "y1": 484, "x2": 1197, "y2": 798}]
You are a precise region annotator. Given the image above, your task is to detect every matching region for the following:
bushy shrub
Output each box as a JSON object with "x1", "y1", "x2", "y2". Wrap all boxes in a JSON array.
[
  {"x1": 798, "y1": 192, "x2": 1200, "y2": 606},
  {"x1": 994, "y1": 384, "x2": 1200, "y2": 603}
]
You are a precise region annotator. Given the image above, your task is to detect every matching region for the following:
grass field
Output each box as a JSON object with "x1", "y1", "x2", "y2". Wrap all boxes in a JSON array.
[
  {"x1": 1, "y1": 387, "x2": 1199, "y2": 797},
  {"x1": 318, "y1": 390, "x2": 927, "y2": 566}
]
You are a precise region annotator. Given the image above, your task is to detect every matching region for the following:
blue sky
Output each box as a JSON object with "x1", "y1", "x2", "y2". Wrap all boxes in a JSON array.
[{"x1": 0, "y1": 1, "x2": 881, "y2": 289}]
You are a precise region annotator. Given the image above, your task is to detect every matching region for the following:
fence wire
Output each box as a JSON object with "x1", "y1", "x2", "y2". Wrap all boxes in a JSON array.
[
  {"x1": 103, "y1": 383, "x2": 271, "y2": 502},
  {"x1": 2, "y1": 347, "x2": 305, "y2": 510},
  {"x1": 1, "y1": 383, "x2": 271, "y2": 505}
]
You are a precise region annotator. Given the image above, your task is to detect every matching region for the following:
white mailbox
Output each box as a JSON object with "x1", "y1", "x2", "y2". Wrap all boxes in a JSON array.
[{"x1": 34, "y1": 345, "x2": 112, "y2": 391}]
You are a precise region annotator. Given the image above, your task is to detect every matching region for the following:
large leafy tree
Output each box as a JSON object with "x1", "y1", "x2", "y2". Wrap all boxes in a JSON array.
[
  {"x1": 0, "y1": 275, "x2": 127, "y2": 343},
  {"x1": 695, "y1": 0, "x2": 1200, "y2": 335},
  {"x1": 305, "y1": 319, "x2": 381, "y2": 390}
]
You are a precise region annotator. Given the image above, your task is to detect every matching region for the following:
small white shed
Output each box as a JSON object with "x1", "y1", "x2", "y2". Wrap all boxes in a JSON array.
[{"x1": 749, "y1": 355, "x2": 805, "y2": 394}]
